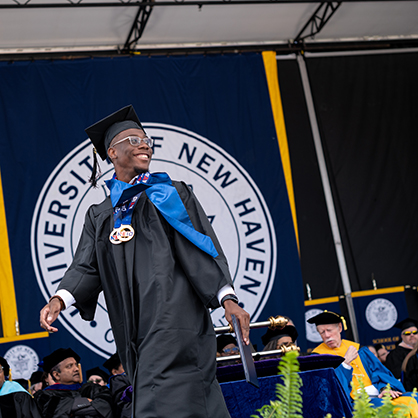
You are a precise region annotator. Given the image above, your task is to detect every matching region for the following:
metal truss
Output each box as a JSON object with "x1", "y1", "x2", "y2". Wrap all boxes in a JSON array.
[
  {"x1": 294, "y1": 2, "x2": 342, "y2": 43},
  {"x1": 0, "y1": 0, "x2": 415, "y2": 9},
  {"x1": 123, "y1": 1, "x2": 154, "y2": 51}
]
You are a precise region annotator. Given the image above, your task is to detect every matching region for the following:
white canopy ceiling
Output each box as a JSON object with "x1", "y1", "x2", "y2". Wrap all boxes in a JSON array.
[{"x1": 1, "y1": 1, "x2": 418, "y2": 56}]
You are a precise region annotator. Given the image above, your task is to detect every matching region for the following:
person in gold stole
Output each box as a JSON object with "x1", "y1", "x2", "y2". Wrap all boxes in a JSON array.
[{"x1": 308, "y1": 311, "x2": 418, "y2": 416}]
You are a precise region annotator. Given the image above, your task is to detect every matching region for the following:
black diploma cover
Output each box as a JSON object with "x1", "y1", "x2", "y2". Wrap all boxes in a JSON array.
[{"x1": 231, "y1": 314, "x2": 259, "y2": 388}]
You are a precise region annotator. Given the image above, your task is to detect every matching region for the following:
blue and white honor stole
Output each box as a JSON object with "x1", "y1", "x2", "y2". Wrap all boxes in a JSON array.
[{"x1": 105, "y1": 171, "x2": 218, "y2": 257}]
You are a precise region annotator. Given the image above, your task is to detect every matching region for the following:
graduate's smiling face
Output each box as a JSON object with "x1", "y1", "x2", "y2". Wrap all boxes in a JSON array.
[{"x1": 107, "y1": 128, "x2": 152, "y2": 183}]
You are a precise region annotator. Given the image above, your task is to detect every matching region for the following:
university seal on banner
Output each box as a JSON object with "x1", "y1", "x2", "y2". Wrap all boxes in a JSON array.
[
  {"x1": 365, "y1": 298, "x2": 398, "y2": 331},
  {"x1": 31, "y1": 124, "x2": 277, "y2": 358},
  {"x1": 4, "y1": 345, "x2": 39, "y2": 380},
  {"x1": 305, "y1": 308, "x2": 324, "y2": 343}
]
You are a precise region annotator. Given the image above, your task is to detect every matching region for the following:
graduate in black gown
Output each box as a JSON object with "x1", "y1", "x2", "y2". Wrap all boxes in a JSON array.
[{"x1": 40, "y1": 105, "x2": 250, "y2": 418}]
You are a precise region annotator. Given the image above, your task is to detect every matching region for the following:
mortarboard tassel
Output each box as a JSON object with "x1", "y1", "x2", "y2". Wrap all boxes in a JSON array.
[
  {"x1": 78, "y1": 363, "x2": 83, "y2": 384},
  {"x1": 341, "y1": 316, "x2": 347, "y2": 331},
  {"x1": 89, "y1": 148, "x2": 101, "y2": 188}
]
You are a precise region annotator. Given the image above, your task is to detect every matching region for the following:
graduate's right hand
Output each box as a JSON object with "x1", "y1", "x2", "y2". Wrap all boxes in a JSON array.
[
  {"x1": 224, "y1": 300, "x2": 251, "y2": 345},
  {"x1": 39, "y1": 298, "x2": 62, "y2": 333}
]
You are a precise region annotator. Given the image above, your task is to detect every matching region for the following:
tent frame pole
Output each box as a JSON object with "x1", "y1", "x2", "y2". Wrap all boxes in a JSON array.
[{"x1": 296, "y1": 53, "x2": 359, "y2": 342}]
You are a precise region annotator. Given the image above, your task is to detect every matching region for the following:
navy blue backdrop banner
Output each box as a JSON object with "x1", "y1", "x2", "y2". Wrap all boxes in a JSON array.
[
  {"x1": 0, "y1": 53, "x2": 305, "y2": 374},
  {"x1": 352, "y1": 287, "x2": 409, "y2": 349}
]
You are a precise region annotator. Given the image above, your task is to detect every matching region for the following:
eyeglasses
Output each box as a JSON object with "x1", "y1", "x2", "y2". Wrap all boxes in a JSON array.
[
  {"x1": 110, "y1": 136, "x2": 153, "y2": 149},
  {"x1": 88, "y1": 378, "x2": 104, "y2": 384},
  {"x1": 403, "y1": 330, "x2": 418, "y2": 336},
  {"x1": 223, "y1": 347, "x2": 239, "y2": 354}
]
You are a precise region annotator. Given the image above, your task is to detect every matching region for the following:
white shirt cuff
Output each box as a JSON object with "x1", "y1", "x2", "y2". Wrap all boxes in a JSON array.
[
  {"x1": 217, "y1": 285, "x2": 236, "y2": 305},
  {"x1": 363, "y1": 385, "x2": 379, "y2": 397},
  {"x1": 341, "y1": 362, "x2": 352, "y2": 370},
  {"x1": 55, "y1": 289, "x2": 76, "y2": 311},
  {"x1": 58, "y1": 286, "x2": 234, "y2": 310}
]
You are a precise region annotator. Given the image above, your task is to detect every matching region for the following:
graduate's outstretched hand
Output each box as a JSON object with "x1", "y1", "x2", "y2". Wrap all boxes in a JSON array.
[
  {"x1": 39, "y1": 298, "x2": 62, "y2": 333},
  {"x1": 224, "y1": 300, "x2": 250, "y2": 345}
]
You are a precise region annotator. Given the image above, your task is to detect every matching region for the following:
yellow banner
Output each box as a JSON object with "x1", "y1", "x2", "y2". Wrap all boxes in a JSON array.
[
  {"x1": 0, "y1": 169, "x2": 19, "y2": 337},
  {"x1": 262, "y1": 51, "x2": 299, "y2": 250}
]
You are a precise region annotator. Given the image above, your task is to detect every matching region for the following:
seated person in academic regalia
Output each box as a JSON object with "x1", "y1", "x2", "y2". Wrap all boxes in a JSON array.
[
  {"x1": 103, "y1": 353, "x2": 125, "y2": 377},
  {"x1": 374, "y1": 343, "x2": 389, "y2": 364},
  {"x1": 386, "y1": 318, "x2": 418, "y2": 380},
  {"x1": 308, "y1": 311, "x2": 418, "y2": 416},
  {"x1": 86, "y1": 368, "x2": 109, "y2": 387},
  {"x1": 0, "y1": 356, "x2": 42, "y2": 418},
  {"x1": 104, "y1": 353, "x2": 131, "y2": 418},
  {"x1": 401, "y1": 340, "x2": 418, "y2": 392},
  {"x1": 367, "y1": 345, "x2": 378, "y2": 358},
  {"x1": 34, "y1": 348, "x2": 114, "y2": 418},
  {"x1": 217, "y1": 335, "x2": 240, "y2": 358},
  {"x1": 29, "y1": 371, "x2": 44, "y2": 395},
  {"x1": 216, "y1": 334, "x2": 243, "y2": 366},
  {"x1": 262, "y1": 325, "x2": 298, "y2": 353}
]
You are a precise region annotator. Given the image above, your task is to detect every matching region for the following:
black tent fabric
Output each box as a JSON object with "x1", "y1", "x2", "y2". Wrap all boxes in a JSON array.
[
  {"x1": 277, "y1": 59, "x2": 343, "y2": 298},
  {"x1": 279, "y1": 52, "x2": 418, "y2": 299}
]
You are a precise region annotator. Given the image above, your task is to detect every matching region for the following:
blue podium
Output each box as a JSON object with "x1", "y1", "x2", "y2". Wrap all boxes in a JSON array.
[{"x1": 218, "y1": 355, "x2": 353, "y2": 418}]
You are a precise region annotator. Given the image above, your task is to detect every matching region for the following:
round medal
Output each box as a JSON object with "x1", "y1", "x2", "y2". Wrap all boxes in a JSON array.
[
  {"x1": 109, "y1": 228, "x2": 122, "y2": 245},
  {"x1": 118, "y1": 225, "x2": 135, "y2": 242}
]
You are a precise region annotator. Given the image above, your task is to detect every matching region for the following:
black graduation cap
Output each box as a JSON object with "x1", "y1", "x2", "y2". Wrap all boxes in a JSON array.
[
  {"x1": 216, "y1": 334, "x2": 238, "y2": 353},
  {"x1": 0, "y1": 357, "x2": 10, "y2": 378},
  {"x1": 394, "y1": 317, "x2": 418, "y2": 332},
  {"x1": 374, "y1": 343, "x2": 386, "y2": 351},
  {"x1": 261, "y1": 325, "x2": 298, "y2": 347},
  {"x1": 307, "y1": 310, "x2": 347, "y2": 331},
  {"x1": 103, "y1": 352, "x2": 121, "y2": 374},
  {"x1": 29, "y1": 371, "x2": 44, "y2": 385},
  {"x1": 42, "y1": 348, "x2": 81, "y2": 373},
  {"x1": 86, "y1": 367, "x2": 110, "y2": 383},
  {"x1": 85, "y1": 105, "x2": 144, "y2": 161},
  {"x1": 14, "y1": 378, "x2": 29, "y2": 390}
]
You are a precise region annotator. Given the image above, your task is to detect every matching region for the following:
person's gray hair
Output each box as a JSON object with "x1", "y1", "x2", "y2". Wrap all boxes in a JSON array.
[{"x1": 49, "y1": 364, "x2": 61, "y2": 382}]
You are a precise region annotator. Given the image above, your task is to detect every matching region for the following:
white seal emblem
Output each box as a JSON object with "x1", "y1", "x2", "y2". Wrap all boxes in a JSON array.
[
  {"x1": 31, "y1": 124, "x2": 277, "y2": 358},
  {"x1": 3, "y1": 345, "x2": 39, "y2": 380},
  {"x1": 305, "y1": 308, "x2": 325, "y2": 343},
  {"x1": 365, "y1": 298, "x2": 398, "y2": 331}
]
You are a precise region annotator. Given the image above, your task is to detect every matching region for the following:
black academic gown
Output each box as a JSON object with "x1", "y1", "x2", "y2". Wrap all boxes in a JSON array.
[
  {"x1": 0, "y1": 392, "x2": 42, "y2": 418},
  {"x1": 109, "y1": 374, "x2": 132, "y2": 418},
  {"x1": 34, "y1": 382, "x2": 114, "y2": 418},
  {"x1": 58, "y1": 181, "x2": 232, "y2": 418},
  {"x1": 386, "y1": 345, "x2": 412, "y2": 379},
  {"x1": 403, "y1": 353, "x2": 418, "y2": 392}
]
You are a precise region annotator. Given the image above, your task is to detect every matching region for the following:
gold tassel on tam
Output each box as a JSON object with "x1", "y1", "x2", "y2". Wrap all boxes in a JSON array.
[
  {"x1": 9, "y1": 368, "x2": 12, "y2": 381},
  {"x1": 341, "y1": 316, "x2": 347, "y2": 331},
  {"x1": 78, "y1": 363, "x2": 83, "y2": 384}
]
